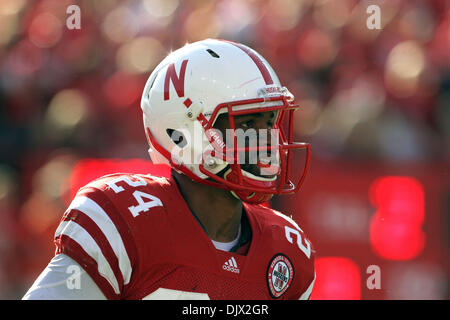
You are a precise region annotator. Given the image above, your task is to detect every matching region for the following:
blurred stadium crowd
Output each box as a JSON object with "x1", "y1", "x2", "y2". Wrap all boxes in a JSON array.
[{"x1": 0, "y1": 0, "x2": 448, "y2": 299}]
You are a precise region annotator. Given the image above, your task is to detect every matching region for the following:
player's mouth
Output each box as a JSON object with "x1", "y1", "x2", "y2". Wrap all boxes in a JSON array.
[
  {"x1": 257, "y1": 157, "x2": 281, "y2": 177},
  {"x1": 239, "y1": 155, "x2": 280, "y2": 179}
]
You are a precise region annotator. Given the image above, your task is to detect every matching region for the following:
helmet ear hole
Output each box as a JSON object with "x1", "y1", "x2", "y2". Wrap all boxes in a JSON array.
[{"x1": 166, "y1": 129, "x2": 187, "y2": 148}]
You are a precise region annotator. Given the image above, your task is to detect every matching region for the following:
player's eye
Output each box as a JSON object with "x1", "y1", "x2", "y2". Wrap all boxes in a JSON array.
[{"x1": 240, "y1": 119, "x2": 255, "y2": 129}]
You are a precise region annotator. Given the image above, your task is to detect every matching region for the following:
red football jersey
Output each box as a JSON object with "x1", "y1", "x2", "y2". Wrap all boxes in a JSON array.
[{"x1": 54, "y1": 173, "x2": 315, "y2": 300}]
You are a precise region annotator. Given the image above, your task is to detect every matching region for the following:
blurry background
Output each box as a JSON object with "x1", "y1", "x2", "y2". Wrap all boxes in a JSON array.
[{"x1": 0, "y1": 0, "x2": 448, "y2": 299}]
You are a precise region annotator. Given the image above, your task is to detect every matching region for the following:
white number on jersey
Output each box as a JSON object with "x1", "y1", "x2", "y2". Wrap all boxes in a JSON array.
[
  {"x1": 107, "y1": 175, "x2": 147, "y2": 193},
  {"x1": 106, "y1": 175, "x2": 163, "y2": 218},
  {"x1": 128, "y1": 191, "x2": 163, "y2": 218},
  {"x1": 285, "y1": 226, "x2": 311, "y2": 259}
]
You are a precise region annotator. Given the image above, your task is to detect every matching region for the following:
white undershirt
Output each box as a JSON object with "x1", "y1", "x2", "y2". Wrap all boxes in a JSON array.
[{"x1": 210, "y1": 224, "x2": 241, "y2": 252}]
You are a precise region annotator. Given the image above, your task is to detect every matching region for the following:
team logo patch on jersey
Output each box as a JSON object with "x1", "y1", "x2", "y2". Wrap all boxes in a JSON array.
[{"x1": 267, "y1": 254, "x2": 294, "y2": 298}]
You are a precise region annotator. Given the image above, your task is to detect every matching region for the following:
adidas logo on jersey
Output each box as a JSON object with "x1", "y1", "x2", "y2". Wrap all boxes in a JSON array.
[{"x1": 222, "y1": 257, "x2": 240, "y2": 274}]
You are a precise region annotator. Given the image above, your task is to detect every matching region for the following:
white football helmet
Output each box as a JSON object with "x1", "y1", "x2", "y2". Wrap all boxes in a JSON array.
[{"x1": 141, "y1": 39, "x2": 310, "y2": 203}]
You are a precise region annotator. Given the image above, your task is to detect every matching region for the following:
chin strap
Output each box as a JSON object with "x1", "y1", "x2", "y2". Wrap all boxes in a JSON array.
[
  {"x1": 223, "y1": 167, "x2": 275, "y2": 204},
  {"x1": 230, "y1": 189, "x2": 273, "y2": 204}
]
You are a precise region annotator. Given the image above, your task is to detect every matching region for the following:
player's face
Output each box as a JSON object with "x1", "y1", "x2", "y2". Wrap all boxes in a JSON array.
[{"x1": 213, "y1": 111, "x2": 279, "y2": 178}]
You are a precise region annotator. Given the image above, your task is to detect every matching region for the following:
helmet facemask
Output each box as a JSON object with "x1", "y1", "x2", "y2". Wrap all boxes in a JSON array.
[{"x1": 145, "y1": 88, "x2": 311, "y2": 204}]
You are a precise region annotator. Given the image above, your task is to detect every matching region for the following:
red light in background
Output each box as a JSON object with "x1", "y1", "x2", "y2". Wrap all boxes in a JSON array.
[
  {"x1": 68, "y1": 158, "x2": 171, "y2": 202},
  {"x1": 370, "y1": 215, "x2": 425, "y2": 260},
  {"x1": 369, "y1": 176, "x2": 426, "y2": 261},
  {"x1": 369, "y1": 176, "x2": 425, "y2": 225},
  {"x1": 310, "y1": 257, "x2": 361, "y2": 300}
]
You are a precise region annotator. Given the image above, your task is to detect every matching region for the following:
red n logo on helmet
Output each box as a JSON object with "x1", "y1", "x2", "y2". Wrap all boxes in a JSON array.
[{"x1": 164, "y1": 59, "x2": 188, "y2": 101}]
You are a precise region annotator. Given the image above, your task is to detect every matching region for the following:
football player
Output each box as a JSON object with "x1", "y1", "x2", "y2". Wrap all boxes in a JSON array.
[{"x1": 23, "y1": 39, "x2": 315, "y2": 300}]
